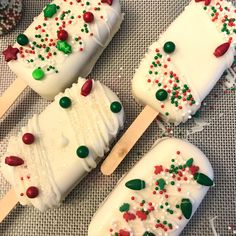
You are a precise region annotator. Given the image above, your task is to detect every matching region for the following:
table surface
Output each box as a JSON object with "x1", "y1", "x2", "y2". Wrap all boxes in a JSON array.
[{"x1": 0, "y1": 0, "x2": 236, "y2": 235}]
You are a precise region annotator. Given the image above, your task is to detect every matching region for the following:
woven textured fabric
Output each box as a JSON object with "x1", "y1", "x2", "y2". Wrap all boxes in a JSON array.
[{"x1": 0, "y1": 0, "x2": 236, "y2": 235}]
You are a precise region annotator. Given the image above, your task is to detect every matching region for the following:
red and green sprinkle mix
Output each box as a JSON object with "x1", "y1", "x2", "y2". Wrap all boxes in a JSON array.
[{"x1": 108, "y1": 151, "x2": 213, "y2": 235}]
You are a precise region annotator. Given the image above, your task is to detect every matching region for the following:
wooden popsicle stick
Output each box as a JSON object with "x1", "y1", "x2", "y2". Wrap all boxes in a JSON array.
[
  {"x1": 0, "y1": 188, "x2": 18, "y2": 223},
  {"x1": 0, "y1": 78, "x2": 28, "y2": 119},
  {"x1": 101, "y1": 105, "x2": 158, "y2": 175}
]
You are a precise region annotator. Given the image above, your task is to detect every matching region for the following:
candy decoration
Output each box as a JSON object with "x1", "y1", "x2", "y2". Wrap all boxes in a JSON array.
[
  {"x1": 118, "y1": 229, "x2": 130, "y2": 236},
  {"x1": 26, "y1": 186, "x2": 39, "y2": 198},
  {"x1": 119, "y1": 203, "x2": 130, "y2": 212},
  {"x1": 143, "y1": 231, "x2": 155, "y2": 236},
  {"x1": 83, "y1": 12, "x2": 94, "y2": 23},
  {"x1": 195, "y1": 0, "x2": 205, "y2": 2},
  {"x1": 57, "y1": 40, "x2": 72, "y2": 54},
  {"x1": 2, "y1": 45, "x2": 19, "y2": 62},
  {"x1": 110, "y1": 101, "x2": 122, "y2": 113},
  {"x1": 189, "y1": 165, "x2": 199, "y2": 175},
  {"x1": 81, "y1": 79, "x2": 93, "y2": 96},
  {"x1": 163, "y1": 41, "x2": 176, "y2": 54},
  {"x1": 123, "y1": 212, "x2": 136, "y2": 222},
  {"x1": 17, "y1": 34, "x2": 29, "y2": 46},
  {"x1": 32, "y1": 68, "x2": 45, "y2": 80},
  {"x1": 101, "y1": 0, "x2": 113, "y2": 5},
  {"x1": 5, "y1": 156, "x2": 24, "y2": 166},
  {"x1": 157, "y1": 178, "x2": 166, "y2": 190},
  {"x1": 125, "y1": 179, "x2": 146, "y2": 190},
  {"x1": 180, "y1": 198, "x2": 192, "y2": 219},
  {"x1": 186, "y1": 158, "x2": 193, "y2": 167},
  {"x1": 76, "y1": 146, "x2": 89, "y2": 158},
  {"x1": 214, "y1": 42, "x2": 230, "y2": 58},
  {"x1": 194, "y1": 172, "x2": 214, "y2": 186},
  {"x1": 136, "y1": 210, "x2": 147, "y2": 221},
  {"x1": 22, "y1": 133, "x2": 35, "y2": 145},
  {"x1": 204, "y1": 0, "x2": 211, "y2": 6},
  {"x1": 59, "y1": 96, "x2": 72, "y2": 108},
  {"x1": 43, "y1": 4, "x2": 58, "y2": 18},
  {"x1": 57, "y1": 30, "x2": 68, "y2": 41},
  {"x1": 156, "y1": 89, "x2": 168, "y2": 101},
  {"x1": 154, "y1": 165, "x2": 163, "y2": 174}
]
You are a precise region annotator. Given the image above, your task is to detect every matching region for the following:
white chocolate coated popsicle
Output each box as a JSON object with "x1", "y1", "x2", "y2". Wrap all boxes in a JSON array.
[
  {"x1": 89, "y1": 138, "x2": 214, "y2": 236},
  {"x1": 1, "y1": 78, "x2": 124, "y2": 211},
  {"x1": 132, "y1": 0, "x2": 236, "y2": 125},
  {"x1": 3, "y1": 0, "x2": 123, "y2": 99}
]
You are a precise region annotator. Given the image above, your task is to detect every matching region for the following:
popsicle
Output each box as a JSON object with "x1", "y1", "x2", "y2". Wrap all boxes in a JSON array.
[
  {"x1": 90, "y1": 138, "x2": 214, "y2": 236},
  {"x1": 0, "y1": 78, "x2": 124, "y2": 219},
  {"x1": 0, "y1": 0, "x2": 123, "y2": 117},
  {"x1": 101, "y1": 0, "x2": 236, "y2": 175}
]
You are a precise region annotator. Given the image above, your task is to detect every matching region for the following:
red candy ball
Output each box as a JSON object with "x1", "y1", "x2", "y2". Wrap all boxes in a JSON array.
[
  {"x1": 22, "y1": 133, "x2": 35, "y2": 145},
  {"x1": 26, "y1": 186, "x2": 39, "y2": 198},
  {"x1": 57, "y1": 30, "x2": 68, "y2": 41},
  {"x1": 83, "y1": 12, "x2": 94, "y2": 23}
]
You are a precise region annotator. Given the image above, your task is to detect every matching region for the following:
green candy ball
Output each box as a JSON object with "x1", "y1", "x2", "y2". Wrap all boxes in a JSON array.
[
  {"x1": 17, "y1": 34, "x2": 29, "y2": 46},
  {"x1": 59, "y1": 96, "x2": 71, "y2": 108},
  {"x1": 32, "y1": 68, "x2": 45, "y2": 80},
  {"x1": 163, "y1": 41, "x2": 176, "y2": 54},
  {"x1": 76, "y1": 146, "x2": 89, "y2": 158},
  {"x1": 110, "y1": 101, "x2": 122, "y2": 113},
  {"x1": 156, "y1": 89, "x2": 168, "y2": 101},
  {"x1": 44, "y1": 4, "x2": 58, "y2": 18}
]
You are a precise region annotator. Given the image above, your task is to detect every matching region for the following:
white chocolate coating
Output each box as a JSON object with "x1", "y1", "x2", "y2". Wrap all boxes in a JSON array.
[
  {"x1": 7, "y1": 0, "x2": 123, "y2": 100},
  {"x1": 132, "y1": 0, "x2": 236, "y2": 125},
  {"x1": 1, "y1": 78, "x2": 124, "y2": 211},
  {"x1": 89, "y1": 138, "x2": 214, "y2": 236}
]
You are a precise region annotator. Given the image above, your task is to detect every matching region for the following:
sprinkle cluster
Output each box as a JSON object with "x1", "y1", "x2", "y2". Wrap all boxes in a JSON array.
[
  {"x1": 146, "y1": 46, "x2": 197, "y2": 116},
  {"x1": 108, "y1": 151, "x2": 213, "y2": 236},
  {"x1": 200, "y1": 0, "x2": 236, "y2": 42}
]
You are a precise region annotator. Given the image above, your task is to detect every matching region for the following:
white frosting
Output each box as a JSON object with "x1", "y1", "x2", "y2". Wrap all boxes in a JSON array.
[
  {"x1": 7, "y1": 0, "x2": 123, "y2": 100},
  {"x1": 132, "y1": 0, "x2": 236, "y2": 125},
  {"x1": 1, "y1": 78, "x2": 124, "y2": 211},
  {"x1": 88, "y1": 138, "x2": 214, "y2": 236}
]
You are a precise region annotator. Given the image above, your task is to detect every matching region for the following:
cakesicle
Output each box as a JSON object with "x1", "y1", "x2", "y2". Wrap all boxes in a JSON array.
[
  {"x1": 132, "y1": 0, "x2": 235, "y2": 125},
  {"x1": 90, "y1": 138, "x2": 214, "y2": 236},
  {"x1": 101, "y1": 0, "x2": 236, "y2": 175},
  {"x1": 1, "y1": 78, "x2": 124, "y2": 212},
  {"x1": 2, "y1": 0, "x2": 123, "y2": 100}
]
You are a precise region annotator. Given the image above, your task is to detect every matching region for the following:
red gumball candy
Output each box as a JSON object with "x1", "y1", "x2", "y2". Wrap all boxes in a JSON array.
[
  {"x1": 57, "y1": 30, "x2": 69, "y2": 41},
  {"x1": 22, "y1": 133, "x2": 35, "y2": 145},
  {"x1": 26, "y1": 186, "x2": 39, "y2": 198},
  {"x1": 83, "y1": 12, "x2": 94, "y2": 23}
]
